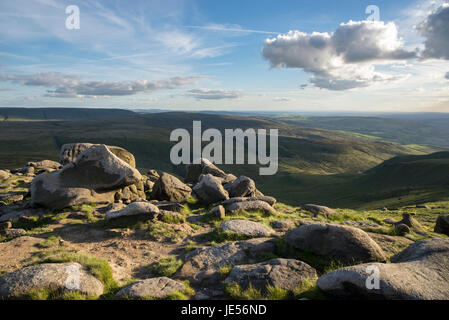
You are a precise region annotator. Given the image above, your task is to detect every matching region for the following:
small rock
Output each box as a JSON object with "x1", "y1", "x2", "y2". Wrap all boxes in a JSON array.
[
  {"x1": 434, "y1": 214, "x2": 449, "y2": 236},
  {"x1": 105, "y1": 201, "x2": 160, "y2": 220},
  {"x1": 0, "y1": 221, "x2": 12, "y2": 230},
  {"x1": 209, "y1": 205, "x2": 225, "y2": 219},
  {"x1": 116, "y1": 277, "x2": 186, "y2": 299},
  {"x1": 395, "y1": 223, "x2": 411, "y2": 234},
  {"x1": 221, "y1": 220, "x2": 275, "y2": 237},
  {"x1": 302, "y1": 204, "x2": 337, "y2": 217},
  {"x1": 151, "y1": 172, "x2": 192, "y2": 202},
  {"x1": 223, "y1": 176, "x2": 256, "y2": 197},
  {"x1": 0, "y1": 170, "x2": 11, "y2": 180},
  {"x1": 225, "y1": 200, "x2": 276, "y2": 214},
  {"x1": 0, "y1": 228, "x2": 26, "y2": 238},
  {"x1": 270, "y1": 220, "x2": 296, "y2": 231},
  {"x1": 192, "y1": 174, "x2": 229, "y2": 205}
]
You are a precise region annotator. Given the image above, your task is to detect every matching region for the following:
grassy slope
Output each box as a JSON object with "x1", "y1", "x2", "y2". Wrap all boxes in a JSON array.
[{"x1": 0, "y1": 109, "x2": 447, "y2": 209}]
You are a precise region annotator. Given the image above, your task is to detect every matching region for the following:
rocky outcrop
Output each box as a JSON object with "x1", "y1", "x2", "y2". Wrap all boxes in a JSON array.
[
  {"x1": 178, "y1": 238, "x2": 276, "y2": 285},
  {"x1": 285, "y1": 224, "x2": 386, "y2": 264},
  {"x1": 185, "y1": 158, "x2": 227, "y2": 184},
  {"x1": 151, "y1": 173, "x2": 192, "y2": 202},
  {"x1": 435, "y1": 214, "x2": 449, "y2": 236},
  {"x1": 317, "y1": 239, "x2": 449, "y2": 300},
  {"x1": 221, "y1": 220, "x2": 275, "y2": 237},
  {"x1": 192, "y1": 174, "x2": 229, "y2": 205},
  {"x1": 224, "y1": 176, "x2": 256, "y2": 197},
  {"x1": 0, "y1": 262, "x2": 104, "y2": 298},
  {"x1": 224, "y1": 258, "x2": 317, "y2": 292},
  {"x1": 116, "y1": 277, "x2": 186, "y2": 299},
  {"x1": 60, "y1": 143, "x2": 136, "y2": 168},
  {"x1": 31, "y1": 145, "x2": 141, "y2": 209}
]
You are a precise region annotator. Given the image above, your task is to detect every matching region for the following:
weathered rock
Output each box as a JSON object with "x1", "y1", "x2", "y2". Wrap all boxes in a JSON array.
[
  {"x1": 144, "y1": 179, "x2": 155, "y2": 191},
  {"x1": 105, "y1": 201, "x2": 159, "y2": 220},
  {"x1": 226, "y1": 200, "x2": 276, "y2": 214},
  {"x1": 0, "y1": 221, "x2": 12, "y2": 230},
  {"x1": 222, "y1": 174, "x2": 237, "y2": 184},
  {"x1": 31, "y1": 145, "x2": 141, "y2": 209},
  {"x1": 153, "y1": 201, "x2": 184, "y2": 212},
  {"x1": 302, "y1": 204, "x2": 337, "y2": 217},
  {"x1": 224, "y1": 258, "x2": 317, "y2": 292},
  {"x1": 151, "y1": 173, "x2": 192, "y2": 202},
  {"x1": 224, "y1": 176, "x2": 256, "y2": 198},
  {"x1": 209, "y1": 205, "x2": 225, "y2": 219},
  {"x1": 221, "y1": 220, "x2": 275, "y2": 237},
  {"x1": 60, "y1": 143, "x2": 136, "y2": 168},
  {"x1": 0, "y1": 228, "x2": 26, "y2": 238},
  {"x1": 192, "y1": 174, "x2": 229, "y2": 205},
  {"x1": 394, "y1": 213, "x2": 424, "y2": 230},
  {"x1": 435, "y1": 214, "x2": 449, "y2": 236},
  {"x1": 0, "y1": 170, "x2": 11, "y2": 180},
  {"x1": 394, "y1": 223, "x2": 410, "y2": 234},
  {"x1": 146, "y1": 170, "x2": 160, "y2": 182},
  {"x1": 178, "y1": 238, "x2": 276, "y2": 284},
  {"x1": 222, "y1": 196, "x2": 276, "y2": 206},
  {"x1": 185, "y1": 158, "x2": 227, "y2": 184},
  {"x1": 0, "y1": 193, "x2": 24, "y2": 203},
  {"x1": 116, "y1": 277, "x2": 186, "y2": 299},
  {"x1": 0, "y1": 262, "x2": 104, "y2": 298},
  {"x1": 317, "y1": 239, "x2": 449, "y2": 300},
  {"x1": 270, "y1": 220, "x2": 296, "y2": 231},
  {"x1": 27, "y1": 160, "x2": 62, "y2": 172},
  {"x1": 285, "y1": 224, "x2": 386, "y2": 264}
]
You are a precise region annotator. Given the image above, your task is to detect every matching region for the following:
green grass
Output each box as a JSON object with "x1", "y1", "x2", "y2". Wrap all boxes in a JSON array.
[
  {"x1": 36, "y1": 235, "x2": 61, "y2": 248},
  {"x1": 146, "y1": 256, "x2": 183, "y2": 277}
]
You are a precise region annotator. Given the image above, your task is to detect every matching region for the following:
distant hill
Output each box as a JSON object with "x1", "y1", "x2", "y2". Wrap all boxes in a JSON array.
[{"x1": 0, "y1": 107, "x2": 135, "y2": 121}]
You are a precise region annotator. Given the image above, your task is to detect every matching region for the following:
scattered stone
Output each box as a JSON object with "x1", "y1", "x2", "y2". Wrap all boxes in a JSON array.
[
  {"x1": 153, "y1": 201, "x2": 184, "y2": 212},
  {"x1": 105, "y1": 201, "x2": 160, "y2": 220},
  {"x1": 225, "y1": 200, "x2": 276, "y2": 214},
  {"x1": 317, "y1": 239, "x2": 449, "y2": 300},
  {"x1": 0, "y1": 194, "x2": 24, "y2": 203},
  {"x1": 301, "y1": 204, "x2": 337, "y2": 217},
  {"x1": 223, "y1": 176, "x2": 256, "y2": 198},
  {"x1": 192, "y1": 174, "x2": 229, "y2": 205},
  {"x1": 151, "y1": 172, "x2": 192, "y2": 202},
  {"x1": 209, "y1": 205, "x2": 225, "y2": 219},
  {"x1": 31, "y1": 145, "x2": 141, "y2": 209},
  {"x1": 0, "y1": 228, "x2": 26, "y2": 238},
  {"x1": 60, "y1": 143, "x2": 136, "y2": 168},
  {"x1": 342, "y1": 221, "x2": 381, "y2": 228},
  {"x1": 221, "y1": 220, "x2": 275, "y2": 238},
  {"x1": 270, "y1": 220, "x2": 296, "y2": 231},
  {"x1": 285, "y1": 223, "x2": 387, "y2": 264},
  {"x1": 178, "y1": 238, "x2": 276, "y2": 285},
  {"x1": 394, "y1": 213, "x2": 424, "y2": 230},
  {"x1": 146, "y1": 170, "x2": 160, "y2": 182},
  {"x1": 222, "y1": 196, "x2": 276, "y2": 206},
  {"x1": 144, "y1": 179, "x2": 155, "y2": 191},
  {"x1": 0, "y1": 262, "x2": 104, "y2": 298},
  {"x1": 435, "y1": 214, "x2": 449, "y2": 236},
  {"x1": 224, "y1": 258, "x2": 317, "y2": 292},
  {"x1": 27, "y1": 160, "x2": 62, "y2": 172},
  {"x1": 116, "y1": 277, "x2": 186, "y2": 299},
  {"x1": 185, "y1": 158, "x2": 227, "y2": 184},
  {"x1": 394, "y1": 223, "x2": 411, "y2": 234}
]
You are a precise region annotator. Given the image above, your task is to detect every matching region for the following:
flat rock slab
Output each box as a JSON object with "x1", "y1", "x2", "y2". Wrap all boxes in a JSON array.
[
  {"x1": 317, "y1": 239, "x2": 449, "y2": 300},
  {"x1": 178, "y1": 238, "x2": 276, "y2": 285},
  {"x1": 285, "y1": 223, "x2": 387, "y2": 264},
  {"x1": 302, "y1": 204, "x2": 337, "y2": 217},
  {"x1": 116, "y1": 277, "x2": 185, "y2": 299},
  {"x1": 221, "y1": 219, "x2": 275, "y2": 237},
  {"x1": 0, "y1": 262, "x2": 104, "y2": 298},
  {"x1": 225, "y1": 258, "x2": 317, "y2": 292}
]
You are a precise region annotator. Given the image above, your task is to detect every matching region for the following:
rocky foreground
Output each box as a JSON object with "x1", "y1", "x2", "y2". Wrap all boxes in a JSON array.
[{"x1": 0, "y1": 143, "x2": 449, "y2": 300}]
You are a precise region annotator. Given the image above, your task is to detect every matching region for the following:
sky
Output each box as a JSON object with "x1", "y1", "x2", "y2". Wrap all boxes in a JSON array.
[{"x1": 0, "y1": 0, "x2": 449, "y2": 112}]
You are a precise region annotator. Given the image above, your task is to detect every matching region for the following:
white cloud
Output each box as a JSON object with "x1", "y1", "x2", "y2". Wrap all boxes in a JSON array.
[
  {"x1": 273, "y1": 97, "x2": 292, "y2": 102},
  {"x1": 445, "y1": 71, "x2": 449, "y2": 80},
  {"x1": 186, "y1": 88, "x2": 243, "y2": 100},
  {"x1": 262, "y1": 20, "x2": 415, "y2": 90},
  {"x1": 0, "y1": 72, "x2": 202, "y2": 97},
  {"x1": 417, "y1": 3, "x2": 449, "y2": 59}
]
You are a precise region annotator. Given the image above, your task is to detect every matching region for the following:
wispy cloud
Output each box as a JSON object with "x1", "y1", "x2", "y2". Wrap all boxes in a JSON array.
[
  {"x1": 186, "y1": 88, "x2": 243, "y2": 100},
  {"x1": 185, "y1": 23, "x2": 279, "y2": 35}
]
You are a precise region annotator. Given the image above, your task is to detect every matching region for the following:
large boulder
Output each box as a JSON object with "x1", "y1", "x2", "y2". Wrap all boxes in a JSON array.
[
  {"x1": 192, "y1": 174, "x2": 229, "y2": 205},
  {"x1": 224, "y1": 258, "x2": 317, "y2": 292},
  {"x1": 185, "y1": 158, "x2": 226, "y2": 184},
  {"x1": 105, "y1": 201, "x2": 160, "y2": 220},
  {"x1": 285, "y1": 224, "x2": 386, "y2": 264},
  {"x1": 225, "y1": 200, "x2": 277, "y2": 214},
  {"x1": 0, "y1": 262, "x2": 104, "y2": 298},
  {"x1": 301, "y1": 204, "x2": 337, "y2": 217},
  {"x1": 435, "y1": 214, "x2": 449, "y2": 236},
  {"x1": 151, "y1": 172, "x2": 192, "y2": 202},
  {"x1": 178, "y1": 238, "x2": 276, "y2": 285},
  {"x1": 317, "y1": 239, "x2": 449, "y2": 300},
  {"x1": 116, "y1": 277, "x2": 186, "y2": 299},
  {"x1": 31, "y1": 145, "x2": 141, "y2": 209},
  {"x1": 224, "y1": 176, "x2": 256, "y2": 197},
  {"x1": 0, "y1": 170, "x2": 11, "y2": 180},
  {"x1": 60, "y1": 143, "x2": 136, "y2": 168},
  {"x1": 221, "y1": 220, "x2": 275, "y2": 237}
]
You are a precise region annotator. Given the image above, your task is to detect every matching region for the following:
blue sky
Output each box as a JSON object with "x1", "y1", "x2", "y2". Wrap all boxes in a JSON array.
[{"x1": 1, "y1": 0, "x2": 449, "y2": 112}]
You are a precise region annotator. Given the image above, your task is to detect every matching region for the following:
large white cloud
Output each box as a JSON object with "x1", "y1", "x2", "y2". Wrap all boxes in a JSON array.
[
  {"x1": 417, "y1": 3, "x2": 449, "y2": 60},
  {"x1": 262, "y1": 20, "x2": 415, "y2": 90},
  {"x1": 0, "y1": 72, "x2": 202, "y2": 97}
]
